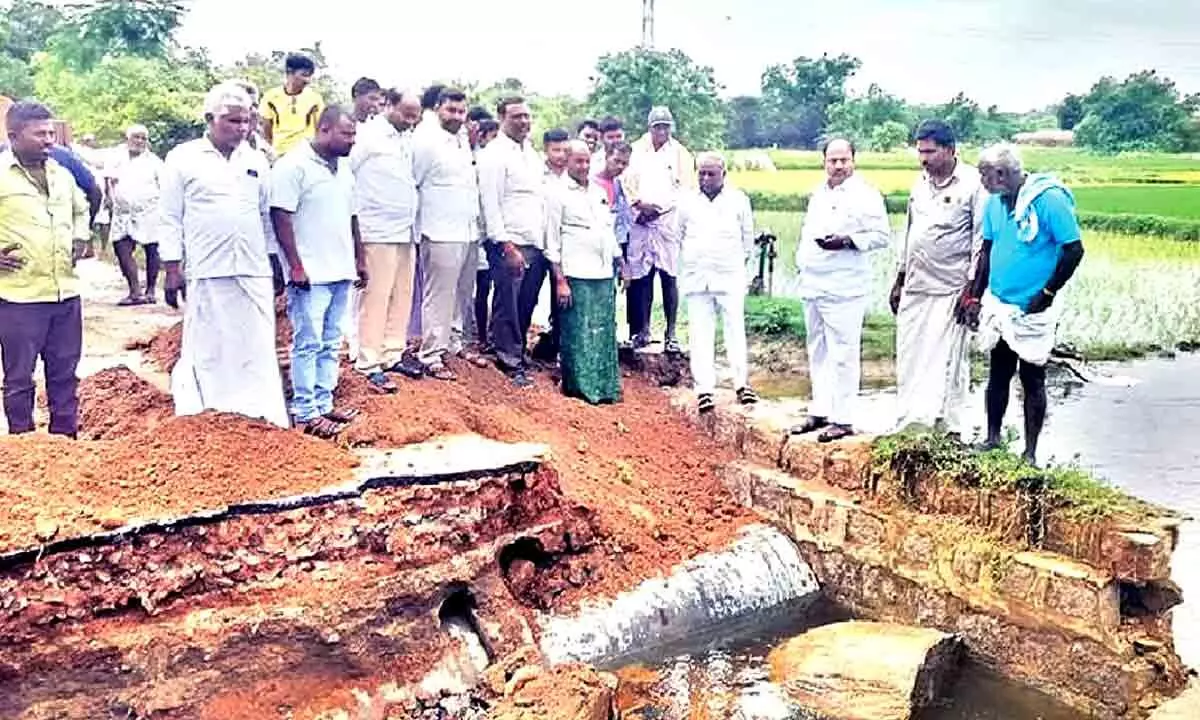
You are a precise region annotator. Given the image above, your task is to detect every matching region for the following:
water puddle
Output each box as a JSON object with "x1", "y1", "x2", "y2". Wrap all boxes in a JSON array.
[{"x1": 611, "y1": 599, "x2": 1085, "y2": 720}]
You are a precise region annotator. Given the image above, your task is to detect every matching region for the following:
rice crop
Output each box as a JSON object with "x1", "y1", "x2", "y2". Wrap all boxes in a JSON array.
[
  {"x1": 750, "y1": 210, "x2": 1200, "y2": 353},
  {"x1": 1070, "y1": 186, "x2": 1200, "y2": 219}
]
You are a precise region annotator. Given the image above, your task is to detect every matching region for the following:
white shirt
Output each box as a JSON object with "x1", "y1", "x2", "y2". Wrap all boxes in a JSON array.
[
  {"x1": 677, "y1": 185, "x2": 755, "y2": 296},
  {"x1": 270, "y1": 142, "x2": 357, "y2": 284},
  {"x1": 106, "y1": 146, "x2": 164, "y2": 210},
  {"x1": 796, "y1": 174, "x2": 890, "y2": 300},
  {"x1": 477, "y1": 133, "x2": 545, "y2": 248},
  {"x1": 158, "y1": 137, "x2": 275, "y2": 280},
  {"x1": 627, "y1": 138, "x2": 692, "y2": 211},
  {"x1": 350, "y1": 115, "x2": 417, "y2": 244},
  {"x1": 544, "y1": 177, "x2": 620, "y2": 280},
  {"x1": 899, "y1": 160, "x2": 988, "y2": 296},
  {"x1": 412, "y1": 120, "x2": 478, "y2": 244}
]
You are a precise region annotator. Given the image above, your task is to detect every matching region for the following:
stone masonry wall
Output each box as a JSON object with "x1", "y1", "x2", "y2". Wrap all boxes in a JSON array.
[{"x1": 667, "y1": 390, "x2": 1187, "y2": 719}]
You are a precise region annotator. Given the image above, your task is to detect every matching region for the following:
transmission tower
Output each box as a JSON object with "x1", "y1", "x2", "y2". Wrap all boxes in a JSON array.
[{"x1": 641, "y1": 0, "x2": 656, "y2": 48}]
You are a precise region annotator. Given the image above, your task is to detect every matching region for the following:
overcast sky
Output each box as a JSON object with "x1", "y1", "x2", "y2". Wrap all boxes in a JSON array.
[{"x1": 176, "y1": 0, "x2": 1200, "y2": 111}]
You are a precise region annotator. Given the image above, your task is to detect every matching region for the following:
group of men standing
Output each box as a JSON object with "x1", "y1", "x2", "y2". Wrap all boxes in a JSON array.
[
  {"x1": 0, "y1": 53, "x2": 1085, "y2": 462},
  {"x1": 790, "y1": 121, "x2": 1084, "y2": 461}
]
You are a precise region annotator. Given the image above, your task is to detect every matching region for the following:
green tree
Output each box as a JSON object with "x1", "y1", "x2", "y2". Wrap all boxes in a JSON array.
[
  {"x1": 1073, "y1": 71, "x2": 1195, "y2": 153},
  {"x1": 33, "y1": 52, "x2": 209, "y2": 153},
  {"x1": 0, "y1": 0, "x2": 67, "y2": 96},
  {"x1": 759, "y1": 53, "x2": 861, "y2": 148},
  {"x1": 1056, "y1": 93, "x2": 1086, "y2": 131},
  {"x1": 1, "y1": 0, "x2": 64, "y2": 62},
  {"x1": 866, "y1": 120, "x2": 911, "y2": 152},
  {"x1": 936, "y1": 92, "x2": 981, "y2": 142},
  {"x1": 51, "y1": 0, "x2": 186, "y2": 70},
  {"x1": 975, "y1": 105, "x2": 1020, "y2": 142},
  {"x1": 725, "y1": 95, "x2": 767, "y2": 148},
  {"x1": 586, "y1": 48, "x2": 726, "y2": 150},
  {"x1": 825, "y1": 83, "x2": 913, "y2": 148}
]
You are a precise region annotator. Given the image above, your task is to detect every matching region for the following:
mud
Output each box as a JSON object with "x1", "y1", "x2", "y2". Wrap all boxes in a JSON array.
[
  {"x1": 126, "y1": 321, "x2": 756, "y2": 612},
  {"x1": 0, "y1": 411, "x2": 359, "y2": 552}
]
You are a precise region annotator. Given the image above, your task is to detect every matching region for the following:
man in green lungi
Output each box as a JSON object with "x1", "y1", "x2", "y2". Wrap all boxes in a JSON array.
[{"x1": 544, "y1": 140, "x2": 623, "y2": 404}]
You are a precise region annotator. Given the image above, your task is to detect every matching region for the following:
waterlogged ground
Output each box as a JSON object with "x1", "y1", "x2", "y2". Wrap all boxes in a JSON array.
[{"x1": 753, "y1": 211, "x2": 1200, "y2": 352}]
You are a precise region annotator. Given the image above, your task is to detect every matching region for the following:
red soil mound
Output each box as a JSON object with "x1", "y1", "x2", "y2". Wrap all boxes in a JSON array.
[
  {"x1": 78, "y1": 366, "x2": 174, "y2": 440},
  {"x1": 0, "y1": 412, "x2": 359, "y2": 552}
]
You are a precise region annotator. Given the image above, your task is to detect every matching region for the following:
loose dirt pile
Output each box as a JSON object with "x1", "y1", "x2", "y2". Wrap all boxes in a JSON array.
[
  {"x1": 333, "y1": 361, "x2": 752, "y2": 610},
  {"x1": 78, "y1": 366, "x2": 175, "y2": 440},
  {"x1": 0, "y1": 412, "x2": 359, "y2": 552}
]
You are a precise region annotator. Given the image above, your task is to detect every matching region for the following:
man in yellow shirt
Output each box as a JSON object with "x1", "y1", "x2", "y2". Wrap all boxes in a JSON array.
[
  {"x1": 0, "y1": 102, "x2": 91, "y2": 438},
  {"x1": 262, "y1": 53, "x2": 324, "y2": 156}
]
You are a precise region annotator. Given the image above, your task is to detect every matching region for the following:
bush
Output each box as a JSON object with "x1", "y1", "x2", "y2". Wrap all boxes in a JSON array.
[
  {"x1": 1077, "y1": 212, "x2": 1200, "y2": 241},
  {"x1": 746, "y1": 189, "x2": 910, "y2": 214},
  {"x1": 745, "y1": 296, "x2": 805, "y2": 337}
]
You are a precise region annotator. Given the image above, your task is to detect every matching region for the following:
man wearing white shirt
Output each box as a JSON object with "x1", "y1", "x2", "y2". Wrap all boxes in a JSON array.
[
  {"x1": 270, "y1": 106, "x2": 366, "y2": 439},
  {"x1": 679, "y1": 152, "x2": 759, "y2": 414},
  {"x1": 351, "y1": 89, "x2": 424, "y2": 393},
  {"x1": 890, "y1": 120, "x2": 988, "y2": 436},
  {"x1": 477, "y1": 96, "x2": 546, "y2": 388},
  {"x1": 107, "y1": 123, "x2": 164, "y2": 305},
  {"x1": 623, "y1": 106, "x2": 696, "y2": 353},
  {"x1": 544, "y1": 141, "x2": 623, "y2": 404},
  {"x1": 791, "y1": 138, "x2": 890, "y2": 442},
  {"x1": 412, "y1": 88, "x2": 477, "y2": 381},
  {"x1": 159, "y1": 81, "x2": 289, "y2": 428}
]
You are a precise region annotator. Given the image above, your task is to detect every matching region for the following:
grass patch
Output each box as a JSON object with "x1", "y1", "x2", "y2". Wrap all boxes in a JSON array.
[
  {"x1": 1071, "y1": 185, "x2": 1200, "y2": 219},
  {"x1": 869, "y1": 429, "x2": 1153, "y2": 521},
  {"x1": 744, "y1": 295, "x2": 895, "y2": 361}
]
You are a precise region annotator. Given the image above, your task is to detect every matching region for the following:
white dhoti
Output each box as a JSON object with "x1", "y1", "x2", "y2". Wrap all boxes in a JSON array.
[
  {"x1": 977, "y1": 290, "x2": 1060, "y2": 366},
  {"x1": 804, "y1": 295, "x2": 869, "y2": 426},
  {"x1": 171, "y1": 276, "x2": 289, "y2": 428},
  {"x1": 895, "y1": 292, "x2": 970, "y2": 433},
  {"x1": 687, "y1": 291, "x2": 748, "y2": 395},
  {"x1": 110, "y1": 205, "x2": 156, "y2": 245}
]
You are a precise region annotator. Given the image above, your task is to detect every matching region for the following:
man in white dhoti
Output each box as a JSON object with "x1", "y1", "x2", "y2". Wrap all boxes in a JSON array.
[
  {"x1": 679, "y1": 152, "x2": 759, "y2": 414},
  {"x1": 890, "y1": 120, "x2": 988, "y2": 436},
  {"x1": 969, "y1": 144, "x2": 1085, "y2": 465},
  {"x1": 790, "y1": 138, "x2": 890, "y2": 443},
  {"x1": 622, "y1": 106, "x2": 696, "y2": 353},
  {"x1": 107, "y1": 124, "x2": 165, "y2": 305},
  {"x1": 159, "y1": 81, "x2": 289, "y2": 428}
]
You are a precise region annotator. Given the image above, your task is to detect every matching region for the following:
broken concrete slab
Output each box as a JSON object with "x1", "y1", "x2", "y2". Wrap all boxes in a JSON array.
[{"x1": 767, "y1": 620, "x2": 962, "y2": 720}]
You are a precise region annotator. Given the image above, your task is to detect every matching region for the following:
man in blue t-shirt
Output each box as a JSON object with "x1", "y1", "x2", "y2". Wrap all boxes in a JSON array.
[{"x1": 962, "y1": 144, "x2": 1085, "y2": 466}]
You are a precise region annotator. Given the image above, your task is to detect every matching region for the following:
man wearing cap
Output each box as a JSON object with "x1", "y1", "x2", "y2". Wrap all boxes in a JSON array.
[
  {"x1": 107, "y1": 123, "x2": 165, "y2": 305},
  {"x1": 622, "y1": 105, "x2": 696, "y2": 353},
  {"x1": 159, "y1": 81, "x2": 289, "y2": 428}
]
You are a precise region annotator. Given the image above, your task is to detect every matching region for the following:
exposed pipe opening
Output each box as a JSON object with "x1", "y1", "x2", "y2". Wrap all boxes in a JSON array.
[{"x1": 438, "y1": 583, "x2": 494, "y2": 666}]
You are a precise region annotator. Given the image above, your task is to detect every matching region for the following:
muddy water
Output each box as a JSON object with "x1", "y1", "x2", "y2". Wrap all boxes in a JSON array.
[{"x1": 614, "y1": 599, "x2": 1087, "y2": 720}]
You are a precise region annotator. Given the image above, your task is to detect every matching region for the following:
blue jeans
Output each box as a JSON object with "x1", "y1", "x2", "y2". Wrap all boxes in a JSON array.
[{"x1": 287, "y1": 280, "x2": 352, "y2": 422}]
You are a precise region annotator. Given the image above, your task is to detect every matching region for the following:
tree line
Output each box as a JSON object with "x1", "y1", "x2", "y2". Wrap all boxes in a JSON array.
[{"x1": 1, "y1": 1, "x2": 1197, "y2": 155}]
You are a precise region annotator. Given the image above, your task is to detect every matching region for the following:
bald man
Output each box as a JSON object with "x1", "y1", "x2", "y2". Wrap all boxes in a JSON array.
[
  {"x1": 107, "y1": 123, "x2": 165, "y2": 304},
  {"x1": 350, "y1": 88, "x2": 425, "y2": 393},
  {"x1": 544, "y1": 140, "x2": 623, "y2": 404},
  {"x1": 678, "y1": 152, "x2": 758, "y2": 414},
  {"x1": 791, "y1": 138, "x2": 890, "y2": 443}
]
